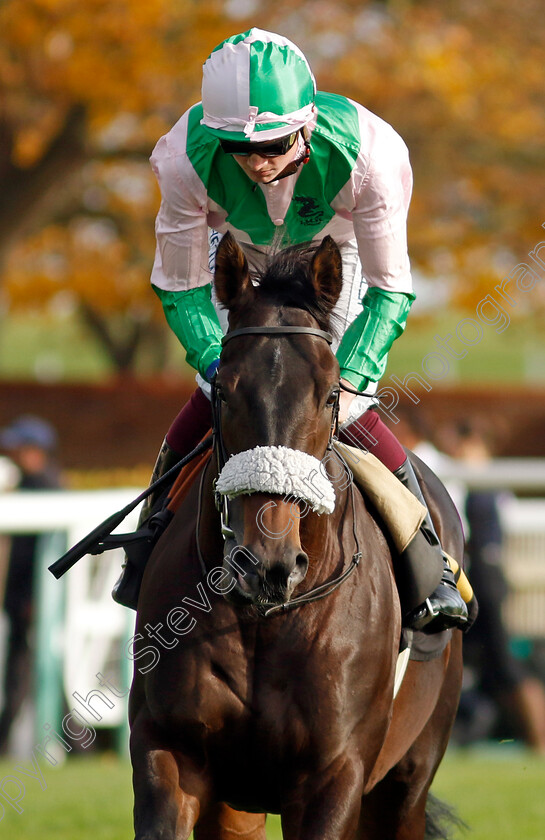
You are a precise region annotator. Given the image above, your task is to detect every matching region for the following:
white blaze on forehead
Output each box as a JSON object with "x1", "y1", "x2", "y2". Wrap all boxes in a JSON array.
[{"x1": 215, "y1": 445, "x2": 335, "y2": 515}]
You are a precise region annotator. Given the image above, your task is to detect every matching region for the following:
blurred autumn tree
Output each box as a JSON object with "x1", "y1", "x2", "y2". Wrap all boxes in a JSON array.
[
  {"x1": 0, "y1": 0, "x2": 246, "y2": 373},
  {"x1": 278, "y1": 0, "x2": 545, "y2": 310},
  {"x1": 2, "y1": 0, "x2": 544, "y2": 377}
]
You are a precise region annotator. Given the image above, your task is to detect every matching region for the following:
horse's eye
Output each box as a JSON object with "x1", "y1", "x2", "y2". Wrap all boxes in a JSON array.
[
  {"x1": 326, "y1": 389, "x2": 340, "y2": 407},
  {"x1": 215, "y1": 384, "x2": 227, "y2": 403}
]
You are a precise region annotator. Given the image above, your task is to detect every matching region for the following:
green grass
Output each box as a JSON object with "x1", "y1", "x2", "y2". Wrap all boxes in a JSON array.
[
  {"x1": 0, "y1": 752, "x2": 132, "y2": 839},
  {"x1": 0, "y1": 746, "x2": 544, "y2": 838},
  {"x1": 2, "y1": 309, "x2": 545, "y2": 385},
  {"x1": 433, "y1": 747, "x2": 545, "y2": 839},
  {"x1": 0, "y1": 313, "x2": 113, "y2": 382},
  {"x1": 385, "y1": 314, "x2": 545, "y2": 385},
  {"x1": 0, "y1": 313, "x2": 189, "y2": 382}
]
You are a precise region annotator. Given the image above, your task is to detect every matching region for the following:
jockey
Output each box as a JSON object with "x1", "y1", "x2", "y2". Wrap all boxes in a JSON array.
[{"x1": 113, "y1": 28, "x2": 468, "y2": 633}]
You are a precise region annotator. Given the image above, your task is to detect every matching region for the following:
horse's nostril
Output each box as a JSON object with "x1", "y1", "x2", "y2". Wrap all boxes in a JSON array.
[
  {"x1": 288, "y1": 552, "x2": 308, "y2": 589},
  {"x1": 295, "y1": 552, "x2": 309, "y2": 577}
]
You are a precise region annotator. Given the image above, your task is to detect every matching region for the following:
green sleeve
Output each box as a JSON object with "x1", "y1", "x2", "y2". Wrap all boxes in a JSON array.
[
  {"x1": 336, "y1": 287, "x2": 415, "y2": 390},
  {"x1": 153, "y1": 284, "x2": 223, "y2": 380}
]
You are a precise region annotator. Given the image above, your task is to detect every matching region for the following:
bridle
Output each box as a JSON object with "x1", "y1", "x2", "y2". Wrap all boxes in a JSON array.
[
  {"x1": 208, "y1": 324, "x2": 361, "y2": 615},
  {"x1": 211, "y1": 326, "x2": 339, "y2": 522},
  {"x1": 221, "y1": 325, "x2": 334, "y2": 346}
]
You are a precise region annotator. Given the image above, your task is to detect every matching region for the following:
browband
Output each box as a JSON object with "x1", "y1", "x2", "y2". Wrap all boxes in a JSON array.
[{"x1": 222, "y1": 326, "x2": 333, "y2": 347}]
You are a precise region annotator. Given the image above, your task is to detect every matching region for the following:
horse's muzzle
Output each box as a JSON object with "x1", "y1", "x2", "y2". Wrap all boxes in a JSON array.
[{"x1": 223, "y1": 544, "x2": 309, "y2": 607}]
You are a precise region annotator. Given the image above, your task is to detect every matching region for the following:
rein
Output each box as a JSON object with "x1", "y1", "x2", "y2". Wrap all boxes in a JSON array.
[
  {"x1": 49, "y1": 433, "x2": 214, "y2": 580},
  {"x1": 207, "y1": 323, "x2": 360, "y2": 616}
]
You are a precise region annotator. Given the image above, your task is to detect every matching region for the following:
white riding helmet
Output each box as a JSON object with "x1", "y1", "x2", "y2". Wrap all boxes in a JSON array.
[{"x1": 201, "y1": 28, "x2": 316, "y2": 143}]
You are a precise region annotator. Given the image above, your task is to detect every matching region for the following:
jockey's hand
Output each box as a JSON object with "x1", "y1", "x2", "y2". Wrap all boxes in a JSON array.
[
  {"x1": 205, "y1": 359, "x2": 220, "y2": 383},
  {"x1": 338, "y1": 378, "x2": 356, "y2": 426}
]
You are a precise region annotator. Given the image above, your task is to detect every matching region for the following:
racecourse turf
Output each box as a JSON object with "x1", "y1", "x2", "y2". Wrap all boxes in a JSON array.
[{"x1": 0, "y1": 746, "x2": 543, "y2": 839}]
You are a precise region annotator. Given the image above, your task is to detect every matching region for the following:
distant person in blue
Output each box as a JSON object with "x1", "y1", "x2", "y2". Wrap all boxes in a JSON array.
[
  {"x1": 454, "y1": 421, "x2": 545, "y2": 753},
  {"x1": 0, "y1": 416, "x2": 61, "y2": 754}
]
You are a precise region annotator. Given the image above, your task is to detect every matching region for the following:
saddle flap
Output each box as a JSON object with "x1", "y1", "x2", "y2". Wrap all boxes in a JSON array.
[
  {"x1": 333, "y1": 441, "x2": 426, "y2": 553},
  {"x1": 167, "y1": 439, "x2": 213, "y2": 514}
]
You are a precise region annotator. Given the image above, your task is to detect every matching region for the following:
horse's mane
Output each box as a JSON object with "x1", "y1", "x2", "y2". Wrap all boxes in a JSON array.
[{"x1": 249, "y1": 243, "x2": 340, "y2": 334}]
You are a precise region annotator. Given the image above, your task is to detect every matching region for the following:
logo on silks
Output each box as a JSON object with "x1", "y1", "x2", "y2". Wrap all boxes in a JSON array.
[{"x1": 294, "y1": 196, "x2": 325, "y2": 226}]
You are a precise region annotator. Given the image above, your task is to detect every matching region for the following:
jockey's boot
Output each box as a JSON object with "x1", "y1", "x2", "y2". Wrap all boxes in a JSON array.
[
  {"x1": 112, "y1": 438, "x2": 180, "y2": 610},
  {"x1": 393, "y1": 458, "x2": 469, "y2": 634}
]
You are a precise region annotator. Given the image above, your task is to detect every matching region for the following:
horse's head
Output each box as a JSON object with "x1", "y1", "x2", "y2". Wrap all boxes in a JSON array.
[{"x1": 212, "y1": 232, "x2": 343, "y2": 608}]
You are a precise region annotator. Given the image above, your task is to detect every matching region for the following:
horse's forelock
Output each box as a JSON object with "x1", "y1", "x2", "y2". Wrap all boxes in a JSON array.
[{"x1": 250, "y1": 244, "x2": 339, "y2": 334}]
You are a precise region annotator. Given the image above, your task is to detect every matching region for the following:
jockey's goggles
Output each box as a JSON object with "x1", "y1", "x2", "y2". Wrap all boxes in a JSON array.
[{"x1": 219, "y1": 132, "x2": 298, "y2": 158}]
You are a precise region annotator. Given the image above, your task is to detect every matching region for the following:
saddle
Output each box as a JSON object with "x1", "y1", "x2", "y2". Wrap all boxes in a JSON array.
[
  {"x1": 335, "y1": 441, "x2": 474, "y2": 612},
  {"x1": 167, "y1": 443, "x2": 212, "y2": 514},
  {"x1": 333, "y1": 441, "x2": 425, "y2": 554}
]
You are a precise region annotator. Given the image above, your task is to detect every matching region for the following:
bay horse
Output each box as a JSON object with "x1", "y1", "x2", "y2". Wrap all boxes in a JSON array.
[{"x1": 129, "y1": 233, "x2": 463, "y2": 840}]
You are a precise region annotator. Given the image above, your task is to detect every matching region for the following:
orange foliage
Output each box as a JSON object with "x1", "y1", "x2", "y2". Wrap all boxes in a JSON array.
[
  {"x1": 1, "y1": 0, "x2": 544, "y2": 334},
  {"x1": 0, "y1": 0, "x2": 254, "y2": 344},
  {"x1": 302, "y1": 0, "x2": 545, "y2": 305},
  {"x1": 0, "y1": 0, "x2": 235, "y2": 162}
]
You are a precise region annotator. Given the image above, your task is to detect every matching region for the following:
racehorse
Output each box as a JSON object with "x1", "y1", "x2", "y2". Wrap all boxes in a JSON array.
[{"x1": 129, "y1": 232, "x2": 464, "y2": 840}]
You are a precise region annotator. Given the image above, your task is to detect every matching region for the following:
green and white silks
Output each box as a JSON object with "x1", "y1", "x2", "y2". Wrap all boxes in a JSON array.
[
  {"x1": 187, "y1": 92, "x2": 360, "y2": 247},
  {"x1": 151, "y1": 62, "x2": 414, "y2": 386},
  {"x1": 154, "y1": 284, "x2": 223, "y2": 380},
  {"x1": 201, "y1": 28, "x2": 316, "y2": 142},
  {"x1": 336, "y1": 287, "x2": 415, "y2": 391}
]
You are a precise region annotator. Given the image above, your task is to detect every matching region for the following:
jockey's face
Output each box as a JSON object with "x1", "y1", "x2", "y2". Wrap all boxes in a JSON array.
[{"x1": 232, "y1": 136, "x2": 299, "y2": 184}]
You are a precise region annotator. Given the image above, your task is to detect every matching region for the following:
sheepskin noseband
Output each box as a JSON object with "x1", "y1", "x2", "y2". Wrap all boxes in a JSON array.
[{"x1": 215, "y1": 446, "x2": 335, "y2": 515}]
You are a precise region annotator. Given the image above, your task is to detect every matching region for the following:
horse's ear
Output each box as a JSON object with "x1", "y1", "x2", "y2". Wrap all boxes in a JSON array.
[
  {"x1": 214, "y1": 232, "x2": 254, "y2": 310},
  {"x1": 310, "y1": 236, "x2": 343, "y2": 313}
]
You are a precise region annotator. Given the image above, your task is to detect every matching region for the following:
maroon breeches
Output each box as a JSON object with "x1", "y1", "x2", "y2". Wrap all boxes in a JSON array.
[{"x1": 338, "y1": 405, "x2": 406, "y2": 471}]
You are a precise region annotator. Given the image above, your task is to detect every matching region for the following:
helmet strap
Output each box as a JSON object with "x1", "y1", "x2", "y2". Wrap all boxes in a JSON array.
[
  {"x1": 301, "y1": 125, "x2": 311, "y2": 164},
  {"x1": 265, "y1": 129, "x2": 311, "y2": 183}
]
